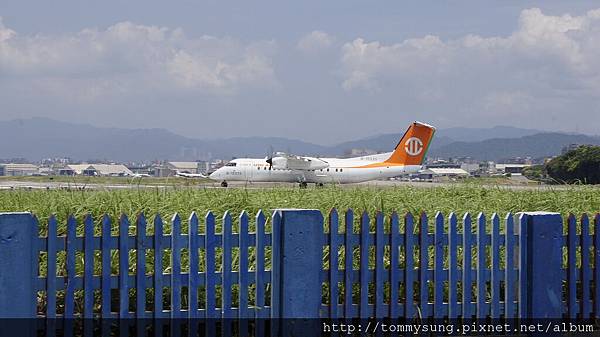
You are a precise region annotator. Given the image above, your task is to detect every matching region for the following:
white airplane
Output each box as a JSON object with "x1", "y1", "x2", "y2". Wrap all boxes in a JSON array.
[
  {"x1": 175, "y1": 171, "x2": 208, "y2": 178},
  {"x1": 209, "y1": 121, "x2": 436, "y2": 187}
]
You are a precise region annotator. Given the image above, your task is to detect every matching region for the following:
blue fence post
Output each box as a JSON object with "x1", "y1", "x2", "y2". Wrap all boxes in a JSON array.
[
  {"x1": 519, "y1": 212, "x2": 563, "y2": 318},
  {"x1": 0, "y1": 213, "x2": 37, "y2": 318},
  {"x1": 273, "y1": 209, "x2": 323, "y2": 336},
  {"x1": 0, "y1": 213, "x2": 36, "y2": 337}
]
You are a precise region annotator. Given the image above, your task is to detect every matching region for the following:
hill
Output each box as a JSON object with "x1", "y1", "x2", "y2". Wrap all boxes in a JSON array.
[
  {"x1": 0, "y1": 117, "x2": 597, "y2": 162},
  {"x1": 0, "y1": 118, "x2": 327, "y2": 162},
  {"x1": 428, "y1": 133, "x2": 600, "y2": 161},
  {"x1": 331, "y1": 125, "x2": 544, "y2": 154}
]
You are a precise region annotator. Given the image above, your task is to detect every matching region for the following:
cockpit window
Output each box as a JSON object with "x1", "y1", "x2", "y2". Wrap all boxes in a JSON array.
[{"x1": 225, "y1": 162, "x2": 237, "y2": 167}]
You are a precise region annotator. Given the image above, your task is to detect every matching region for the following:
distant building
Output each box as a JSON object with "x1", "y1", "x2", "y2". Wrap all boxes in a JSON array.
[
  {"x1": 86, "y1": 164, "x2": 133, "y2": 176},
  {"x1": 0, "y1": 163, "x2": 40, "y2": 176},
  {"x1": 168, "y1": 162, "x2": 200, "y2": 173},
  {"x1": 58, "y1": 164, "x2": 133, "y2": 176},
  {"x1": 419, "y1": 168, "x2": 469, "y2": 181},
  {"x1": 154, "y1": 161, "x2": 207, "y2": 177},
  {"x1": 127, "y1": 165, "x2": 154, "y2": 176},
  {"x1": 38, "y1": 167, "x2": 52, "y2": 176},
  {"x1": 430, "y1": 161, "x2": 491, "y2": 176},
  {"x1": 477, "y1": 161, "x2": 495, "y2": 175},
  {"x1": 460, "y1": 163, "x2": 481, "y2": 174},
  {"x1": 495, "y1": 164, "x2": 531, "y2": 175},
  {"x1": 58, "y1": 164, "x2": 88, "y2": 176},
  {"x1": 429, "y1": 168, "x2": 469, "y2": 176},
  {"x1": 498, "y1": 157, "x2": 533, "y2": 165}
]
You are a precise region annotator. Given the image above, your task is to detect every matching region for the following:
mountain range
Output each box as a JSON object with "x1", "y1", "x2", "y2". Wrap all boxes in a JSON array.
[{"x1": 1, "y1": 117, "x2": 599, "y2": 162}]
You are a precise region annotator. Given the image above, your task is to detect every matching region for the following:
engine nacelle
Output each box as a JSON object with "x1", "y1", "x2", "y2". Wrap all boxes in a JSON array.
[{"x1": 271, "y1": 157, "x2": 288, "y2": 170}]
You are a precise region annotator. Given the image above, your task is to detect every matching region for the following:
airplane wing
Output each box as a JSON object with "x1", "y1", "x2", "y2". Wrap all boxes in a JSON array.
[{"x1": 270, "y1": 153, "x2": 329, "y2": 171}]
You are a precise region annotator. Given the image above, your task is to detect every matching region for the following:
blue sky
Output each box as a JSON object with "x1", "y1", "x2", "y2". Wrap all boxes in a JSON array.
[{"x1": 1, "y1": 1, "x2": 599, "y2": 143}]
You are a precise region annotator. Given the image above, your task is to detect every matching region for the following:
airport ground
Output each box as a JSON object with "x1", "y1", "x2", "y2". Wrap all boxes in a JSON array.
[{"x1": 0, "y1": 174, "x2": 578, "y2": 191}]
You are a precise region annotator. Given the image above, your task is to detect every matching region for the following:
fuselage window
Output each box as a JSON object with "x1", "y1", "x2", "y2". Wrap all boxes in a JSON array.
[
  {"x1": 340, "y1": 169, "x2": 343, "y2": 172},
  {"x1": 335, "y1": 168, "x2": 338, "y2": 172}
]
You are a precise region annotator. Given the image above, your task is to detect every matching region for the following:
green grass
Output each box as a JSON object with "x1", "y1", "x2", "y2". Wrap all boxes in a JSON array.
[{"x1": 1, "y1": 184, "x2": 598, "y2": 224}]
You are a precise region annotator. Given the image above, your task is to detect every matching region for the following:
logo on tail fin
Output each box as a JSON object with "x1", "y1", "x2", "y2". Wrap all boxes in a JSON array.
[
  {"x1": 404, "y1": 137, "x2": 424, "y2": 156},
  {"x1": 351, "y1": 121, "x2": 435, "y2": 168},
  {"x1": 384, "y1": 121, "x2": 436, "y2": 166}
]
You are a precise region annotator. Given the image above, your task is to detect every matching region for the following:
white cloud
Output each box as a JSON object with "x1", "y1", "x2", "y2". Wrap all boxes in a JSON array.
[
  {"x1": 0, "y1": 18, "x2": 16, "y2": 42},
  {"x1": 0, "y1": 20, "x2": 278, "y2": 97},
  {"x1": 340, "y1": 7, "x2": 600, "y2": 99},
  {"x1": 297, "y1": 30, "x2": 334, "y2": 54}
]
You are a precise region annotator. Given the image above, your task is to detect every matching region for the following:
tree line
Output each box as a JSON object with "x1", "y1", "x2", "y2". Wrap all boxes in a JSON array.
[{"x1": 524, "y1": 145, "x2": 600, "y2": 184}]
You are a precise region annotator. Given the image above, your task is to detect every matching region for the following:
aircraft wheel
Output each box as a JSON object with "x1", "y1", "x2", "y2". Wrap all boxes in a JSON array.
[
  {"x1": 299, "y1": 182, "x2": 308, "y2": 189},
  {"x1": 221, "y1": 181, "x2": 228, "y2": 188},
  {"x1": 316, "y1": 183, "x2": 324, "y2": 187}
]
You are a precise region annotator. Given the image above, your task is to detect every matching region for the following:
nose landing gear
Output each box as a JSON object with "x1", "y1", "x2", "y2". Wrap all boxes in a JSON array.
[{"x1": 220, "y1": 181, "x2": 228, "y2": 188}]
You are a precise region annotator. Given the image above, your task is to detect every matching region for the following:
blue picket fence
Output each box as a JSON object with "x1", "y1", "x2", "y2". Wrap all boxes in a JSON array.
[
  {"x1": 565, "y1": 213, "x2": 600, "y2": 319},
  {"x1": 320, "y1": 211, "x2": 599, "y2": 320},
  {"x1": 321, "y1": 210, "x2": 522, "y2": 319},
  {"x1": 0, "y1": 209, "x2": 599, "y2": 335},
  {"x1": 34, "y1": 211, "x2": 276, "y2": 336}
]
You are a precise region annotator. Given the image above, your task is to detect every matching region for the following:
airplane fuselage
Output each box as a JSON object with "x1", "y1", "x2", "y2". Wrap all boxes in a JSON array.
[{"x1": 208, "y1": 153, "x2": 421, "y2": 184}]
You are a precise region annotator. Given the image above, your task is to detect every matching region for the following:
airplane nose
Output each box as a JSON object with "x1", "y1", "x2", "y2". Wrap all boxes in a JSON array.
[{"x1": 208, "y1": 171, "x2": 218, "y2": 180}]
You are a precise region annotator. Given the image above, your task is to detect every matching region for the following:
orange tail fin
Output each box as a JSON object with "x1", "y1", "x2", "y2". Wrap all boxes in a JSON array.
[{"x1": 384, "y1": 121, "x2": 436, "y2": 165}]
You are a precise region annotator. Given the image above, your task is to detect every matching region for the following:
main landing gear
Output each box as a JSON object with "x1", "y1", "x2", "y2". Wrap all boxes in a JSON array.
[
  {"x1": 220, "y1": 181, "x2": 228, "y2": 188},
  {"x1": 316, "y1": 183, "x2": 324, "y2": 188},
  {"x1": 299, "y1": 181, "x2": 308, "y2": 189}
]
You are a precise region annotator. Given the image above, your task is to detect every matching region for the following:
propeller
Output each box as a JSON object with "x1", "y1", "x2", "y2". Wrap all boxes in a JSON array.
[{"x1": 265, "y1": 145, "x2": 274, "y2": 170}]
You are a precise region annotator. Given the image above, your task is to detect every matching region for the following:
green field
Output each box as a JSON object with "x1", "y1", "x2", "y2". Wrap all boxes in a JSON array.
[{"x1": 1, "y1": 185, "x2": 598, "y2": 225}]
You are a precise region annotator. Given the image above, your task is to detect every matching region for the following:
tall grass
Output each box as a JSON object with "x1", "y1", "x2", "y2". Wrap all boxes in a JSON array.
[{"x1": 1, "y1": 185, "x2": 598, "y2": 224}]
